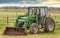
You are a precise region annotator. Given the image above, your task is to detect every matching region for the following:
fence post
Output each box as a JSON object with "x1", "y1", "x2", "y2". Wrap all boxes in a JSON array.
[
  {"x1": 7, "y1": 17, "x2": 9, "y2": 26},
  {"x1": 16, "y1": 12, "x2": 17, "y2": 17}
]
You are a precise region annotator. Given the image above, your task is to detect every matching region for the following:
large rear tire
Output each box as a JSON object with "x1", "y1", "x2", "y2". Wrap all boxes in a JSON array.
[
  {"x1": 30, "y1": 23, "x2": 39, "y2": 34},
  {"x1": 44, "y1": 17, "x2": 55, "y2": 32}
]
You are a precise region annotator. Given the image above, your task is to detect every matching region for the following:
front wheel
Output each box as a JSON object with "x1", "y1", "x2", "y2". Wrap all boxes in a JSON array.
[
  {"x1": 30, "y1": 23, "x2": 39, "y2": 34},
  {"x1": 44, "y1": 17, "x2": 55, "y2": 32}
]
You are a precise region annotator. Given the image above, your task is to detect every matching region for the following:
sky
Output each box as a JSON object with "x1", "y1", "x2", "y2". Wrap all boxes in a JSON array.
[
  {"x1": 0, "y1": 0, "x2": 60, "y2": 7},
  {"x1": 0, "y1": 0, "x2": 47, "y2": 4},
  {"x1": 0, "y1": 0, "x2": 60, "y2": 5}
]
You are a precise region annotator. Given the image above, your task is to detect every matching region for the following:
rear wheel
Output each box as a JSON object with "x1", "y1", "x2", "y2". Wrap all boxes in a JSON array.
[
  {"x1": 44, "y1": 17, "x2": 55, "y2": 32},
  {"x1": 30, "y1": 23, "x2": 39, "y2": 34}
]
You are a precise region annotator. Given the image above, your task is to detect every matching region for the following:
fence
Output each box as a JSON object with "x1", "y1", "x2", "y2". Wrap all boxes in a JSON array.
[
  {"x1": 0, "y1": 14, "x2": 60, "y2": 26},
  {"x1": 0, "y1": 17, "x2": 16, "y2": 27}
]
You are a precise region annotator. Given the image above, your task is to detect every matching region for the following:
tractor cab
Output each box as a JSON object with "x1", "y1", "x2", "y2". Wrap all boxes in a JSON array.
[
  {"x1": 28, "y1": 7, "x2": 48, "y2": 16},
  {"x1": 27, "y1": 7, "x2": 48, "y2": 24}
]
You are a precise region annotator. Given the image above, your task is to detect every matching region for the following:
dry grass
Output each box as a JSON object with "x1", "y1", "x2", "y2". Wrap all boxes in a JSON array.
[{"x1": 0, "y1": 35, "x2": 59, "y2": 38}]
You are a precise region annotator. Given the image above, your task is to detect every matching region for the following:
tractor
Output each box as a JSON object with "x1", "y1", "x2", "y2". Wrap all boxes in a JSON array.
[{"x1": 3, "y1": 7, "x2": 55, "y2": 35}]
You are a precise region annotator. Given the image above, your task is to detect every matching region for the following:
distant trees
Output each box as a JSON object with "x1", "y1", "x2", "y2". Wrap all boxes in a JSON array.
[
  {"x1": 0, "y1": 6, "x2": 27, "y2": 12},
  {"x1": 48, "y1": 7, "x2": 60, "y2": 11},
  {"x1": 0, "y1": 6, "x2": 20, "y2": 9}
]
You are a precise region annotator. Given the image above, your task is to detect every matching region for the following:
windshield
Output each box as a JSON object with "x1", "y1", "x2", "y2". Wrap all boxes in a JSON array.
[{"x1": 29, "y1": 8, "x2": 37, "y2": 15}]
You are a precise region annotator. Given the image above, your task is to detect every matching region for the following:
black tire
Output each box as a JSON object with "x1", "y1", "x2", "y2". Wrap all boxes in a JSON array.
[
  {"x1": 30, "y1": 23, "x2": 39, "y2": 34},
  {"x1": 44, "y1": 17, "x2": 55, "y2": 32}
]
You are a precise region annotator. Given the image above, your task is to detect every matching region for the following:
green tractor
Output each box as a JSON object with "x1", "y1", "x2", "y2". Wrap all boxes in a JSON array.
[{"x1": 3, "y1": 7, "x2": 55, "y2": 35}]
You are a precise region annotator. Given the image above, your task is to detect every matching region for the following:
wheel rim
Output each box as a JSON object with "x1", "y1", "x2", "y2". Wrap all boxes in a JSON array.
[
  {"x1": 33, "y1": 27, "x2": 38, "y2": 33},
  {"x1": 48, "y1": 21, "x2": 54, "y2": 31}
]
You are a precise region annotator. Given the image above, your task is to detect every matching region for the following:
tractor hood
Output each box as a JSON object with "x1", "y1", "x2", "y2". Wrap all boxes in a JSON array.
[
  {"x1": 18, "y1": 15, "x2": 36, "y2": 22},
  {"x1": 18, "y1": 16, "x2": 27, "y2": 22}
]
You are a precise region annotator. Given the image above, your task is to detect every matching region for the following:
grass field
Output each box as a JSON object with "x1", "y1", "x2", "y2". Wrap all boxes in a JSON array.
[{"x1": 0, "y1": 10, "x2": 60, "y2": 38}]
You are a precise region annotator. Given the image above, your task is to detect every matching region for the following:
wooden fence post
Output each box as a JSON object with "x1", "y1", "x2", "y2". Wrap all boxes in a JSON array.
[{"x1": 7, "y1": 17, "x2": 9, "y2": 26}]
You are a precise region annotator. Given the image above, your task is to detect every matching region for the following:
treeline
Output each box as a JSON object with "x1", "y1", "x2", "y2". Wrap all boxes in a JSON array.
[
  {"x1": 0, "y1": 7, "x2": 60, "y2": 12},
  {"x1": 0, "y1": 6, "x2": 27, "y2": 12},
  {"x1": 0, "y1": 6, "x2": 21, "y2": 9},
  {"x1": 49, "y1": 7, "x2": 60, "y2": 11}
]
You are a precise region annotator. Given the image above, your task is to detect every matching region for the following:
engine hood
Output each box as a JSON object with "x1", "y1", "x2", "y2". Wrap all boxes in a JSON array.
[{"x1": 18, "y1": 17, "x2": 27, "y2": 22}]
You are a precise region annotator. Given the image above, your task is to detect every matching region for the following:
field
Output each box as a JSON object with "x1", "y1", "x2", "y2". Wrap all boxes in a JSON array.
[{"x1": 0, "y1": 10, "x2": 60, "y2": 38}]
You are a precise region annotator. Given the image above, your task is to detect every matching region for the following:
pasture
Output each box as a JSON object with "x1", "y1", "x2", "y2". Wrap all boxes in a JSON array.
[{"x1": 0, "y1": 9, "x2": 60, "y2": 38}]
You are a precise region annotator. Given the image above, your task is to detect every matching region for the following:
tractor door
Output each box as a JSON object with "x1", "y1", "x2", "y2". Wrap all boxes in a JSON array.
[{"x1": 38, "y1": 7, "x2": 48, "y2": 25}]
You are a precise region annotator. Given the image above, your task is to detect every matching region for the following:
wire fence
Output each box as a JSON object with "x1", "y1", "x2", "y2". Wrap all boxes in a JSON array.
[
  {"x1": 0, "y1": 14, "x2": 60, "y2": 26},
  {"x1": 0, "y1": 17, "x2": 16, "y2": 27}
]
